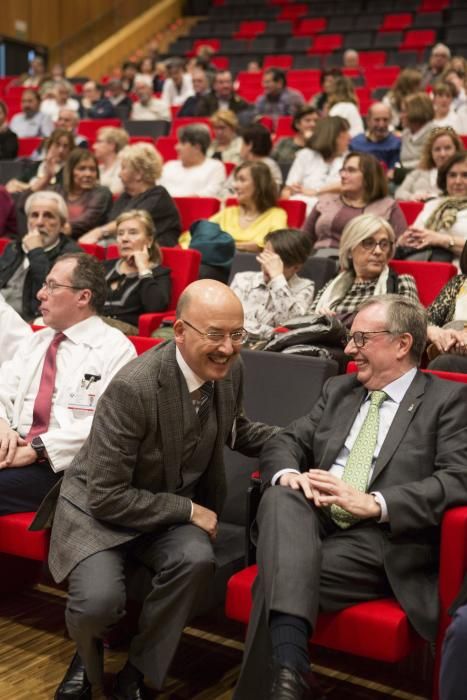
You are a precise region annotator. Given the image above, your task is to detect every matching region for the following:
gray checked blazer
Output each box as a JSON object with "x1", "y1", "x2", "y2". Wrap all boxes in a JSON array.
[{"x1": 33, "y1": 341, "x2": 276, "y2": 583}]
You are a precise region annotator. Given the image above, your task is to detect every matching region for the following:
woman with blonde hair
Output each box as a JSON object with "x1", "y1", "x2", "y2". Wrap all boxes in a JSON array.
[
  {"x1": 101, "y1": 209, "x2": 171, "y2": 333},
  {"x1": 327, "y1": 76, "x2": 364, "y2": 137},
  {"x1": 396, "y1": 126, "x2": 464, "y2": 201},
  {"x1": 399, "y1": 92, "x2": 435, "y2": 171},
  {"x1": 311, "y1": 213, "x2": 418, "y2": 325},
  {"x1": 92, "y1": 126, "x2": 129, "y2": 195},
  {"x1": 79, "y1": 142, "x2": 181, "y2": 246},
  {"x1": 207, "y1": 110, "x2": 242, "y2": 164}
]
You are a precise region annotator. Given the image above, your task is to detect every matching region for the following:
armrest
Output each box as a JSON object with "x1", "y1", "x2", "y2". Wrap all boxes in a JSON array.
[{"x1": 439, "y1": 506, "x2": 467, "y2": 613}]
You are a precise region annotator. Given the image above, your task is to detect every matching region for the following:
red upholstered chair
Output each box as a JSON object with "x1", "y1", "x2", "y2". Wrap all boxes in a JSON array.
[
  {"x1": 78, "y1": 119, "x2": 121, "y2": 140},
  {"x1": 17, "y1": 137, "x2": 42, "y2": 157},
  {"x1": 400, "y1": 30, "x2": 436, "y2": 51},
  {"x1": 170, "y1": 116, "x2": 214, "y2": 137},
  {"x1": 388, "y1": 260, "x2": 457, "y2": 307},
  {"x1": 274, "y1": 117, "x2": 294, "y2": 139},
  {"x1": 365, "y1": 66, "x2": 401, "y2": 89},
  {"x1": 138, "y1": 247, "x2": 201, "y2": 335},
  {"x1": 78, "y1": 242, "x2": 106, "y2": 260},
  {"x1": 460, "y1": 135, "x2": 467, "y2": 149},
  {"x1": 173, "y1": 196, "x2": 221, "y2": 232},
  {"x1": 358, "y1": 51, "x2": 387, "y2": 68},
  {"x1": 225, "y1": 505, "x2": 467, "y2": 700},
  {"x1": 380, "y1": 14, "x2": 413, "y2": 32},
  {"x1": 277, "y1": 4, "x2": 308, "y2": 21},
  {"x1": 234, "y1": 21, "x2": 266, "y2": 40},
  {"x1": 308, "y1": 34, "x2": 343, "y2": 55},
  {"x1": 398, "y1": 200, "x2": 424, "y2": 225},
  {"x1": 263, "y1": 55, "x2": 294, "y2": 70},
  {"x1": 293, "y1": 18, "x2": 327, "y2": 37},
  {"x1": 0, "y1": 237, "x2": 10, "y2": 254},
  {"x1": 192, "y1": 38, "x2": 220, "y2": 54},
  {"x1": 128, "y1": 136, "x2": 156, "y2": 146},
  {"x1": 127, "y1": 335, "x2": 163, "y2": 354},
  {"x1": 155, "y1": 136, "x2": 178, "y2": 162}
]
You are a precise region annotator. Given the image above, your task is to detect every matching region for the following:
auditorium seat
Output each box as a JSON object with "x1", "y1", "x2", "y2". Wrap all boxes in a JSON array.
[
  {"x1": 173, "y1": 196, "x2": 221, "y2": 232},
  {"x1": 78, "y1": 118, "x2": 121, "y2": 140},
  {"x1": 398, "y1": 200, "x2": 424, "y2": 225},
  {"x1": 388, "y1": 260, "x2": 457, "y2": 307},
  {"x1": 17, "y1": 137, "x2": 42, "y2": 157}
]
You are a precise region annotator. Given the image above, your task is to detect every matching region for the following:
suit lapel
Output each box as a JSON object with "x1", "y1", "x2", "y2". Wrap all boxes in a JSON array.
[
  {"x1": 320, "y1": 382, "x2": 367, "y2": 469},
  {"x1": 157, "y1": 344, "x2": 186, "y2": 492},
  {"x1": 370, "y1": 370, "x2": 427, "y2": 485}
]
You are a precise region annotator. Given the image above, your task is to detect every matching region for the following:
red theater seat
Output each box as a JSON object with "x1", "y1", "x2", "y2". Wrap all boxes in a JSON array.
[
  {"x1": 388, "y1": 259, "x2": 457, "y2": 307},
  {"x1": 173, "y1": 196, "x2": 221, "y2": 232}
]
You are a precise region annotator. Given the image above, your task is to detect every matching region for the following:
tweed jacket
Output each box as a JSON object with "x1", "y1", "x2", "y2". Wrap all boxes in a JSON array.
[
  {"x1": 260, "y1": 370, "x2": 467, "y2": 641},
  {"x1": 35, "y1": 341, "x2": 276, "y2": 583}
]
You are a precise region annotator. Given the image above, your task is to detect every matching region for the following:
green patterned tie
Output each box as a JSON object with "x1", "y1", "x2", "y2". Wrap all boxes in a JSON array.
[{"x1": 330, "y1": 390, "x2": 387, "y2": 529}]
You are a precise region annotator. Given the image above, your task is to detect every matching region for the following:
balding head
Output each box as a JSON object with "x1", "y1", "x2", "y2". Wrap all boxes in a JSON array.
[
  {"x1": 367, "y1": 102, "x2": 392, "y2": 141},
  {"x1": 174, "y1": 280, "x2": 245, "y2": 382}
]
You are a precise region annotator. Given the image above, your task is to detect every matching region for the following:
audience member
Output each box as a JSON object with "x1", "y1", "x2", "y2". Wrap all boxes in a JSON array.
[
  {"x1": 426, "y1": 242, "x2": 467, "y2": 374},
  {"x1": 39, "y1": 80, "x2": 79, "y2": 122},
  {"x1": 0, "y1": 192, "x2": 79, "y2": 320},
  {"x1": 350, "y1": 102, "x2": 401, "y2": 172},
  {"x1": 0, "y1": 252, "x2": 136, "y2": 516},
  {"x1": 79, "y1": 81, "x2": 116, "y2": 119},
  {"x1": 55, "y1": 108, "x2": 88, "y2": 148},
  {"x1": 343, "y1": 50, "x2": 360, "y2": 69},
  {"x1": 159, "y1": 124, "x2": 226, "y2": 198},
  {"x1": 161, "y1": 57, "x2": 193, "y2": 107},
  {"x1": 43, "y1": 279, "x2": 276, "y2": 700},
  {"x1": 421, "y1": 43, "x2": 452, "y2": 89},
  {"x1": 92, "y1": 126, "x2": 129, "y2": 195},
  {"x1": 121, "y1": 60, "x2": 139, "y2": 93},
  {"x1": 207, "y1": 110, "x2": 242, "y2": 164},
  {"x1": 196, "y1": 70, "x2": 251, "y2": 118},
  {"x1": 10, "y1": 89, "x2": 54, "y2": 138},
  {"x1": 59, "y1": 149, "x2": 112, "y2": 240},
  {"x1": 399, "y1": 92, "x2": 435, "y2": 171},
  {"x1": 255, "y1": 68, "x2": 305, "y2": 120},
  {"x1": 282, "y1": 116, "x2": 350, "y2": 212},
  {"x1": 134, "y1": 56, "x2": 159, "y2": 91},
  {"x1": 233, "y1": 294, "x2": 467, "y2": 700},
  {"x1": 80, "y1": 143, "x2": 181, "y2": 247},
  {"x1": 383, "y1": 68, "x2": 422, "y2": 129},
  {"x1": 239, "y1": 123, "x2": 283, "y2": 190},
  {"x1": 105, "y1": 78, "x2": 133, "y2": 121},
  {"x1": 230, "y1": 228, "x2": 314, "y2": 341},
  {"x1": 178, "y1": 67, "x2": 211, "y2": 117},
  {"x1": 310, "y1": 69, "x2": 342, "y2": 114},
  {"x1": 102, "y1": 209, "x2": 171, "y2": 333},
  {"x1": 210, "y1": 161, "x2": 286, "y2": 252},
  {"x1": 395, "y1": 126, "x2": 464, "y2": 202},
  {"x1": 396, "y1": 153, "x2": 467, "y2": 265},
  {"x1": 0, "y1": 99, "x2": 18, "y2": 159},
  {"x1": 443, "y1": 65, "x2": 467, "y2": 112},
  {"x1": 0, "y1": 187, "x2": 17, "y2": 237},
  {"x1": 304, "y1": 152, "x2": 406, "y2": 256},
  {"x1": 271, "y1": 106, "x2": 319, "y2": 171},
  {"x1": 12, "y1": 55, "x2": 48, "y2": 88},
  {"x1": 327, "y1": 76, "x2": 364, "y2": 138},
  {"x1": 432, "y1": 81, "x2": 462, "y2": 130},
  {"x1": 311, "y1": 214, "x2": 418, "y2": 328},
  {"x1": 0, "y1": 292, "x2": 32, "y2": 363},
  {"x1": 6, "y1": 128, "x2": 74, "y2": 195},
  {"x1": 130, "y1": 76, "x2": 170, "y2": 121}
]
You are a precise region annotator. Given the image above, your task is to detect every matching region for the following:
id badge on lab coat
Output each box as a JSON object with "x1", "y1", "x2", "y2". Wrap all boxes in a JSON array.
[{"x1": 67, "y1": 374, "x2": 100, "y2": 419}]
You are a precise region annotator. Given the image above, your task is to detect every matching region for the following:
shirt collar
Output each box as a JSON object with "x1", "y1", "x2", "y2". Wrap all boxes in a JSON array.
[
  {"x1": 60, "y1": 315, "x2": 104, "y2": 347},
  {"x1": 176, "y1": 345, "x2": 205, "y2": 393},
  {"x1": 366, "y1": 367, "x2": 418, "y2": 405}
]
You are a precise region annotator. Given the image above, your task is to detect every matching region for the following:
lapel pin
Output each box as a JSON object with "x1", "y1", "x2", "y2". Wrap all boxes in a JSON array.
[{"x1": 408, "y1": 403, "x2": 414, "y2": 412}]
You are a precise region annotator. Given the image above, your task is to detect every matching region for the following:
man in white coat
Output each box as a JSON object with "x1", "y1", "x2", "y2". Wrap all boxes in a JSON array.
[{"x1": 0, "y1": 252, "x2": 136, "y2": 515}]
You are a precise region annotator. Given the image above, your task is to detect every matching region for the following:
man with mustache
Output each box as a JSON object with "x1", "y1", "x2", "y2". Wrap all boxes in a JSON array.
[
  {"x1": 43, "y1": 279, "x2": 277, "y2": 700},
  {"x1": 0, "y1": 191, "x2": 80, "y2": 320}
]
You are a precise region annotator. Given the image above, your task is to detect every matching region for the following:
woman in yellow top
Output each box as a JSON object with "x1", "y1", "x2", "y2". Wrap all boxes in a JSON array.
[{"x1": 210, "y1": 161, "x2": 287, "y2": 252}]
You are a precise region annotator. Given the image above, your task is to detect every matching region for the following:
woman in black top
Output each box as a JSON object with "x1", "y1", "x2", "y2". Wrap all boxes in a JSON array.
[{"x1": 102, "y1": 209, "x2": 171, "y2": 333}]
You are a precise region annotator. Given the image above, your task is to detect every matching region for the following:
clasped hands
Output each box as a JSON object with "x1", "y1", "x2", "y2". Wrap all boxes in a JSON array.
[
  {"x1": 429, "y1": 326, "x2": 467, "y2": 355},
  {"x1": 398, "y1": 226, "x2": 444, "y2": 250},
  {"x1": 0, "y1": 420, "x2": 36, "y2": 469},
  {"x1": 279, "y1": 469, "x2": 381, "y2": 520}
]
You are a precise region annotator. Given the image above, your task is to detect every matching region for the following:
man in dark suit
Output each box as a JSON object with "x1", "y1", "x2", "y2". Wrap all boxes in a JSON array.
[
  {"x1": 44, "y1": 279, "x2": 276, "y2": 700},
  {"x1": 196, "y1": 70, "x2": 251, "y2": 119},
  {"x1": 233, "y1": 295, "x2": 467, "y2": 700}
]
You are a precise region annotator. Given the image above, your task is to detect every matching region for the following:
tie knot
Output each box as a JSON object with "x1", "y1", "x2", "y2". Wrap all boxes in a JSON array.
[
  {"x1": 370, "y1": 390, "x2": 387, "y2": 408},
  {"x1": 200, "y1": 381, "x2": 214, "y2": 400},
  {"x1": 52, "y1": 332, "x2": 67, "y2": 347}
]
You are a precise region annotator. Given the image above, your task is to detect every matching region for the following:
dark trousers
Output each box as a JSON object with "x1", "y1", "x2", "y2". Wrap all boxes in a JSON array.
[
  {"x1": 0, "y1": 462, "x2": 62, "y2": 515},
  {"x1": 440, "y1": 603, "x2": 467, "y2": 700},
  {"x1": 233, "y1": 486, "x2": 392, "y2": 699},
  {"x1": 65, "y1": 523, "x2": 215, "y2": 690}
]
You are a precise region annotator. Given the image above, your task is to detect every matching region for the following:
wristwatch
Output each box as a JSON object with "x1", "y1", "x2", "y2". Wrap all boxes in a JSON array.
[{"x1": 30, "y1": 436, "x2": 48, "y2": 463}]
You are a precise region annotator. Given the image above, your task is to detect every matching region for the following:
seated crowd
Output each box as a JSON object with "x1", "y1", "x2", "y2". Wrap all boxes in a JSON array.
[{"x1": 1, "y1": 35, "x2": 467, "y2": 700}]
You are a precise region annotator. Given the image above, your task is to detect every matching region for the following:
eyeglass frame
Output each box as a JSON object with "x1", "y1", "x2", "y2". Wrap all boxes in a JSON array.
[
  {"x1": 182, "y1": 319, "x2": 248, "y2": 345},
  {"x1": 358, "y1": 237, "x2": 392, "y2": 252},
  {"x1": 345, "y1": 329, "x2": 402, "y2": 348},
  {"x1": 40, "y1": 281, "x2": 86, "y2": 294}
]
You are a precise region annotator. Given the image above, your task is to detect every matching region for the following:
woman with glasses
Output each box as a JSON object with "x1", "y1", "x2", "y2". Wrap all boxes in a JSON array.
[
  {"x1": 303, "y1": 152, "x2": 406, "y2": 257},
  {"x1": 395, "y1": 126, "x2": 464, "y2": 202},
  {"x1": 396, "y1": 152, "x2": 467, "y2": 265},
  {"x1": 310, "y1": 213, "x2": 418, "y2": 327}
]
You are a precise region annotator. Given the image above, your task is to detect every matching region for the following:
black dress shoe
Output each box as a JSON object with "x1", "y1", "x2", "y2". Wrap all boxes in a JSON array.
[
  {"x1": 270, "y1": 663, "x2": 327, "y2": 700},
  {"x1": 111, "y1": 671, "x2": 149, "y2": 700},
  {"x1": 54, "y1": 653, "x2": 92, "y2": 699}
]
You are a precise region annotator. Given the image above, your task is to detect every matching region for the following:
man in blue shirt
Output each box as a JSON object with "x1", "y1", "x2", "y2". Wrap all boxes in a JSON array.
[{"x1": 350, "y1": 102, "x2": 400, "y2": 172}]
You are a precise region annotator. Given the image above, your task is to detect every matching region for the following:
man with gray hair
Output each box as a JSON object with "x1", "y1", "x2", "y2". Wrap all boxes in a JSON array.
[
  {"x1": 159, "y1": 123, "x2": 226, "y2": 197},
  {"x1": 350, "y1": 102, "x2": 401, "y2": 171},
  {"x1": 0, "y1": 192, "x2": 80, "y2": 320},
  {"x1": 130, "y1": 75, "x2": 170, "y2": 121},
  {"x1": 421, "y1": 43, "x2": 452, "y2": 89},
  {"x1": 234, "y1": 295, "x2": 467, "y2": 700}
]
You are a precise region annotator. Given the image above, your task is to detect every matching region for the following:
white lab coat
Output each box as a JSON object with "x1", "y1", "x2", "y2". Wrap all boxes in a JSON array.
[
  {"x1": 0, "y1": 293, "x2": 33, "y2": 364},
  {"x1": 0, "y1": 315, "x2": 136, "y2": 472}
]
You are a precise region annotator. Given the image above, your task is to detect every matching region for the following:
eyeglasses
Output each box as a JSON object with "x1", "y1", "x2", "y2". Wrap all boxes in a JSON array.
[
  {"x1": 345, "y1": 330, "x2": 397, "y2": 348},
  {"x1": 359, "y1": 238, "x2": 392, "y2": 252},
  {"x1": 40, "y1": 281, "x2": 86, "y2": 294},
  {"x1": 182, "y1": 319, "x2": 248, "y2": 345}
]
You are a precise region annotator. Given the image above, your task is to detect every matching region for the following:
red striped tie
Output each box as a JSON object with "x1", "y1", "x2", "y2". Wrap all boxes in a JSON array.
[{"x1": 26, "y1": 332, "x2": 67, "y2": 440}]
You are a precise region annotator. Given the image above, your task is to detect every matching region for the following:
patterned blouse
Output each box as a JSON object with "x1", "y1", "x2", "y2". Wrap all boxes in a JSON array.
[
  {"x1": 311, "y1": 274, "x2": 419, "y2": 326},
  {"x1": 427, "y1": 276, "x2": 466, "y2": 326}
]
